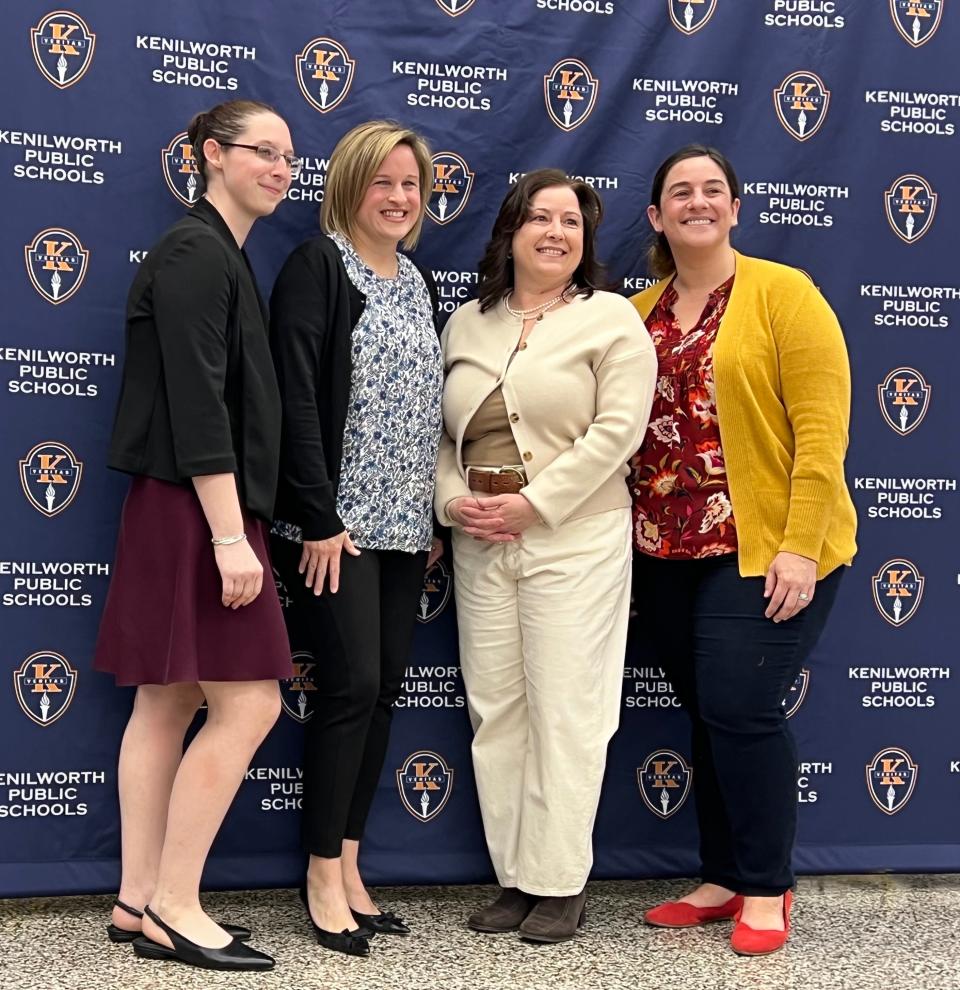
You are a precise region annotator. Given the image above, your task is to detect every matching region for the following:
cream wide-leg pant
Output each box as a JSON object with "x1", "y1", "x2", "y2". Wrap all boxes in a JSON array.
[{"x1": 452, "y1": 507, "x2": 632, "y2": 896}]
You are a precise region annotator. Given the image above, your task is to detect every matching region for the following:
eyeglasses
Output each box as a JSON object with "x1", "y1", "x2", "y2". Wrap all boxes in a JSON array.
[{"x1": 218, "y1": 142, "x2": 302, "y2": 179}]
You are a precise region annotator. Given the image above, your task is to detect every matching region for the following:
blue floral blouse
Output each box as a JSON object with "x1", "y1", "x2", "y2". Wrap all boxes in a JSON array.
[{"x1": 272, "y1": 233, "x2": 442, "y2": 552}]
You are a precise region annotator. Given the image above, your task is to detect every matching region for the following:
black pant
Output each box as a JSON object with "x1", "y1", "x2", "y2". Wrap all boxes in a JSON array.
[
  {"x1": 272, "y1": 538, "x2": 428, "y2": 858},
  {"x1": 633, "y1": 553, "x2": 843, "y2": 895}
]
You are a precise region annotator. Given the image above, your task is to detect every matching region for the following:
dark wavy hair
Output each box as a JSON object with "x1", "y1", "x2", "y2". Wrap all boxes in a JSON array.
[
  {"x1": 646, "y1": 145, "x2": 740, "y2": 279},
  {"x1": 477, "y1": 169, "x2": 609, "y2": 313}
]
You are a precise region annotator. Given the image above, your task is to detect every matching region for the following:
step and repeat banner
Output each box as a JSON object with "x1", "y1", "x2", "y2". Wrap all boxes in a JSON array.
[{"x1": 1, "y1": 1, "x2": 958, "y2": 896}]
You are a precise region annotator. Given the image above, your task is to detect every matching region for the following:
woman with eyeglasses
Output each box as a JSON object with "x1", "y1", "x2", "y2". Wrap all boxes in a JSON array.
[
  {"x1": 269, "y1": 120, "x2": 443, "y2": 958},
  {"x1": 94, "y1": 99, "x2": 298, "y2": 973}
]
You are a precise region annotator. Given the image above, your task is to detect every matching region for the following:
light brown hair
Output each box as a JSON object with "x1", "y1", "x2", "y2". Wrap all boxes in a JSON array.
[{"x1": 321, "y1": 120, "x2": 433, "y2": 250}]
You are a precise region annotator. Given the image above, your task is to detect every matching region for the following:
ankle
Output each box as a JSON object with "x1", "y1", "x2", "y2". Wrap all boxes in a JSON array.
[
  {"x1": 116, "y1": 886, "x2": 153, "y2": 913},
  {"x1": 740, "y1": 895, "x2": 786, "y2": 929},
  {"x1": 148, "y1": 893, "x2": 199, "y2": 920},
  {"x1": 681, "y1": 883, "x2": 738, "y2": 906},
  {"x1": 306, "y1": 879, "x2": 347, "y2": 904},
  {"x1": 743, "y1": 894, "x2": 784, "y2": 909},
  {"x1": 307, "y1": 856, "x2": 343, "y2": 887},
  {"x1": 341, "y1": 875, "x2": 366, "y2": 897}
]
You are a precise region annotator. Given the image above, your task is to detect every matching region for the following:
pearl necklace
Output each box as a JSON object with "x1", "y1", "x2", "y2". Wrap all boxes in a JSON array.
[{"x1": 504, "y1": 290, "x2": 568, "y2": 322}]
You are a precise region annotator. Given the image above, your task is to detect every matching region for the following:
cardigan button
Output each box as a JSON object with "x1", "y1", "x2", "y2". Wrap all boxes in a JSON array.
[
  {"x1": 522, "y1": 451, "x2": 533, "y2": 462},
  {"x1": 518, "y1": 342, "x2": 528, "y2": 351},
  {"x1": 509, "y1": 413, "x2": 519, "y2": 423}
]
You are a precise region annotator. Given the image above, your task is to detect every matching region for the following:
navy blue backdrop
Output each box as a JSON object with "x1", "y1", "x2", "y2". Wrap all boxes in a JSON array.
[{"x1": 2, "y1": 0, "x2": 958, "y2": 897}]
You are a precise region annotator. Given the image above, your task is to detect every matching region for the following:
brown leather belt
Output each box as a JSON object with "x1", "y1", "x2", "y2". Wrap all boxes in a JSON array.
[{"x1": 466, "y1": 467, "x2": 526, "y2": 495}]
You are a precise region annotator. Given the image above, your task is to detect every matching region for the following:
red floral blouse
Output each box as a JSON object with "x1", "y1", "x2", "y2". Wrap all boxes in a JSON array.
[{"x1": 631, "y1": 276, "x2": 738, "y2": 559}]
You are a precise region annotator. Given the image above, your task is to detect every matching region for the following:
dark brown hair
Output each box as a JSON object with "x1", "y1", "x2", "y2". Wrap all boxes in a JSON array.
[
  {"x1": 646, "y1": 145, "x2": 740, "y2": 279},
  {"x1": 186, "y1": 99, "x2": 280, "y2": 179},
  {"x1": 477, "y1": 169, "x2": 609, "y2": 313}
]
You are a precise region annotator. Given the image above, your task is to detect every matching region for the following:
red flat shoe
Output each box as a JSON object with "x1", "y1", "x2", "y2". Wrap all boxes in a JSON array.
[
  {"x1": 645, "y1": 894, "x2": 744, "y2": 928},
  {"x1": 730, "y1": 890, "x2": 792, "y2": 956}
]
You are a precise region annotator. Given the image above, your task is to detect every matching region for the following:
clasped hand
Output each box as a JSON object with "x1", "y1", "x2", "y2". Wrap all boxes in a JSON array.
[{"x1": 449, "y1": 494, "x2": 539, "y2": 542}]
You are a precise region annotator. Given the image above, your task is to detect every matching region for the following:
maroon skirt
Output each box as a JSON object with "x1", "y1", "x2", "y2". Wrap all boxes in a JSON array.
[{"x1": 94, "y1": 477, "x2": 293, "y2": 686}]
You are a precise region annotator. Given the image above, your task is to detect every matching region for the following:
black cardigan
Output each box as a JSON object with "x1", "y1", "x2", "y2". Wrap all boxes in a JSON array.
[
  {"x1": 270, "y1": 233, "x2": 440, "y2": 541},
  {"x1": 108, "y1": 199, "x2": 281, "y2": 521}
]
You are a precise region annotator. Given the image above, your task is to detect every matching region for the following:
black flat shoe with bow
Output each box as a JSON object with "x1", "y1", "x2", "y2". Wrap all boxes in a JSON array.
[
  {"x1": 106, "y1": 898, "x2": 251, "y2": 943},
  {"x1": 297, "y1": 887, "x2": 371, "y2": 956},
  {"x1": 132, "y1": 906, "x2": 274, "y2": 971},
  {"x1": 351, "y1": 907, "x2": 410, "y2": 935}
]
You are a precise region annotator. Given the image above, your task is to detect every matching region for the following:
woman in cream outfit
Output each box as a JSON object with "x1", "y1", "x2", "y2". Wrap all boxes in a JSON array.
[{"x1": 435, "y1": 169, "x2": 656, "y2": 943}]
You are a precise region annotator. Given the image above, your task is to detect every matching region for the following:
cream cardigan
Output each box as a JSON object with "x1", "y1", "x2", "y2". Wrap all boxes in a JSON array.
[
  {"x1": 631, "y1": 252, "x2": 857, "y2": 578},
  {"x1": 435, "y1": 291, "x2": 656, "y2": 529}
]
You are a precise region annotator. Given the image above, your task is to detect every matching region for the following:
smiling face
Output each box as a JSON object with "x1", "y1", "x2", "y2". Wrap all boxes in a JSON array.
[
  {"x1": 510, "y1": 184, "x2": 584, "y2": 292},
  {"x1": 647, "y1": 155, "x2": 740, "y2": 257},
  {"x1": 204, "y1": 111, "x2": 295, "y2": 219},
  {"x1": 352, "y1": 143, "x2": 422, "y2": 251}
]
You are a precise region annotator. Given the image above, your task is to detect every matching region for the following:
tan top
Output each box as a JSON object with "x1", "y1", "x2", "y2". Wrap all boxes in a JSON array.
[
  {"x1": 435, "y1": 290, "x2": 657, "y2": 529},
  {"x1": 461, "y1": 386, "x2": 522, "y2": 466}
]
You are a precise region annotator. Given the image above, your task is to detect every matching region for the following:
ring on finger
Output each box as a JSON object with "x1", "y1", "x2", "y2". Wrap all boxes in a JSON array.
[{"x1": 798, "y1": 592, "x2": 810, "y2": 602}]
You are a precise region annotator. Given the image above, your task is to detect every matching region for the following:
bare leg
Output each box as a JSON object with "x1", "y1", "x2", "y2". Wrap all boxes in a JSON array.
[
  {"x1": 304, "y1": 853, "x2": 365, "y2": 934},
  {"x1": 141, "y1": 679, "x2": 280, "y2": 949},
  {"x1": 341, "y1": 839, "x2": 378, "y2": 915},
  {"x1": 111, "y1": 683, "x2": 204, "y2": 933}
]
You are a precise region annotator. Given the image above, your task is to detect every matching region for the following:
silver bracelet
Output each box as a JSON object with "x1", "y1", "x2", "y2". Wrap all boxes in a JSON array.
[{"x1": 211, "y1": 533, "x2": 247, "y2": 546}]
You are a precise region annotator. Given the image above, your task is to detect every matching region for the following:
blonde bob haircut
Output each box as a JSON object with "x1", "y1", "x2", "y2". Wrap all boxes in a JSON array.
[{"x1": 321, "y1": 120, "x2": 433, "y2": 251}]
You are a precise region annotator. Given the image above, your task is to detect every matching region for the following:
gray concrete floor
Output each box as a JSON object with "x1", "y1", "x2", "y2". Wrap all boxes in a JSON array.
[{"x1": 1, "y1": 875, "x2": 957, "y2": 990}]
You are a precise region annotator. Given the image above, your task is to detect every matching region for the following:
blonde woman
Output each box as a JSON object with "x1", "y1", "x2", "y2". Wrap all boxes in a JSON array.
[{"x1": 269, "y1": 121, "x2": 443, "y2": 957}]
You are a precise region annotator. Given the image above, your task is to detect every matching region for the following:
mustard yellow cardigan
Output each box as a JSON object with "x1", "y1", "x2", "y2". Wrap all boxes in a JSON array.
[{"x1": 630, "y1": 252, "x2": 857, "y2": 579}]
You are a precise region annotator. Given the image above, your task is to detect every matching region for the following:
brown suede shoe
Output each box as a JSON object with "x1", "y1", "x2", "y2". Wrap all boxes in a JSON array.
[
  {"x1": 518, "y1": 889, "x2": 587, "y2": 943},
  {"x1": 467, "y1": 887, "x2": 538, "y2": 933}
]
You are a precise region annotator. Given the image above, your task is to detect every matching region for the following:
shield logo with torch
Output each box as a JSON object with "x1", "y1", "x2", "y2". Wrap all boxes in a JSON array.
[
  {"x1": 280, "y1": 651, "x2": 318, "y2": 724},
  {"x1": 396, "y1": 750, "x2": 454, "y2": 822}
]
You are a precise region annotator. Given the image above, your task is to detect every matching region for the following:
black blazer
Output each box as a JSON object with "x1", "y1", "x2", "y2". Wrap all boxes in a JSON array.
[
  {"x1": 270, "y1": 233, "x2": 440, "y2": 541},
  {"x1": 108, "y1": 199, "x2": 281, "y2": 521}
]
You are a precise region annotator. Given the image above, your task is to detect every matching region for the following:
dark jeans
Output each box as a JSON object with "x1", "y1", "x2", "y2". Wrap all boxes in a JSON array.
[
  {"x1": 633, "y1": 552, "x2": 843, "y2": 895},
  {"x1": 272, "y1": 537, "x2": 428, "y2": 858}
]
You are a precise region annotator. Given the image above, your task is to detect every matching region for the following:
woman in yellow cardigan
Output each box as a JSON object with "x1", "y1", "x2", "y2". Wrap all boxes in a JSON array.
[{"x1": 630, "y1": 145, "x2": 856, "y2": 956}]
